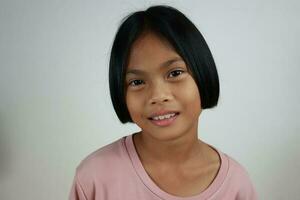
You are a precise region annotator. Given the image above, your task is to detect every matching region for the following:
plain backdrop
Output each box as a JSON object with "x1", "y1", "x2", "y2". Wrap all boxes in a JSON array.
[{"x1": 0, "y1": 0, "x2": 299, "y2": 199}]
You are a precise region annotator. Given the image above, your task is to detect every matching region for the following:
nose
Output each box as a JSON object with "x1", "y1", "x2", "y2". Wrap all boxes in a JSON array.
[{"x1": 148, "y1": 82, "x2": 172, "y2": 105}]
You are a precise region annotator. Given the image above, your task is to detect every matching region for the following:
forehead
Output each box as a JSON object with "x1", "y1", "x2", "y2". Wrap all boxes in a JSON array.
[{"x1": 127, "y1": 32, "x2": 181, "y2": 70}]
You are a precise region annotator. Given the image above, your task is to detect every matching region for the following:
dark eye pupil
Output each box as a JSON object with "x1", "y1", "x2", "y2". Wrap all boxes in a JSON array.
[
  {"x1": 133, "y1": 80, "x2": 142, "y2": 85},
  {"x1": 171, "y1": 71, "x2": 181, "y2": 76}
]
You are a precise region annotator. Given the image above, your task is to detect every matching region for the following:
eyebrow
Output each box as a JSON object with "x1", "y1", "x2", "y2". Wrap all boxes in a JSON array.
[{"x1": 126, "y1": 57, "x2": 183, "y2": 75}]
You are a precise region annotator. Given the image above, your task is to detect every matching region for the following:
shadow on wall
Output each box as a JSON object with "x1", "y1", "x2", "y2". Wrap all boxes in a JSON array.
[{"x1": 0, "y1": 115, "x2": 12, "y2": 181}]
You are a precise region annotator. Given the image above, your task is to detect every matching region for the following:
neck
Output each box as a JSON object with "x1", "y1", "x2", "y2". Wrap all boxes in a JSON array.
[{"x1": 133, "y1": 128, "x2": 204, "y2": 166}]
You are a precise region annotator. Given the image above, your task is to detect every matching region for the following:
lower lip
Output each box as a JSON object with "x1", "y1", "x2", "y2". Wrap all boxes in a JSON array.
[{"x1": 150, "y1": 113, "x2": 179, "y2": 127}]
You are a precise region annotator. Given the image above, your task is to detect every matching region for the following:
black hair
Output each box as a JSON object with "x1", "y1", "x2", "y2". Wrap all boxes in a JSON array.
[{"x1": 109, "y1": 5, "x2": 219, "y2": 123}]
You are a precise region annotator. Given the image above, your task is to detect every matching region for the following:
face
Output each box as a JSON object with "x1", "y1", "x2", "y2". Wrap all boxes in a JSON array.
[{"x1": 125, "y1": 32, "x2": 202, "y2": 141}]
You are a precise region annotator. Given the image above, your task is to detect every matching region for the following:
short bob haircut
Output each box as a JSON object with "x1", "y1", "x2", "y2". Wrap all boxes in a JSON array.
[{"x1": 109, "y1": 5, "x2": 219, "y2": 123}]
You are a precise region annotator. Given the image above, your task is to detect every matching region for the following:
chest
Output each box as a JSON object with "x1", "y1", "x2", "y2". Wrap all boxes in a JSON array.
[{"x1": 144, "y1": 162, "x2": 220, "y2": 197}]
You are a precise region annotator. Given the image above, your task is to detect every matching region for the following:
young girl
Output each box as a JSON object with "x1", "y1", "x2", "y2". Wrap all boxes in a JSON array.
[{"x1": 69, "y1": 5, "x2": 257, "y2": 200}]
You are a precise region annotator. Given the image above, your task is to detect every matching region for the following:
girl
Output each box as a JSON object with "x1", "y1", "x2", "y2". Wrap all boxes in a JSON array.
[{"x1": 69, "y1": 5, "x2": 257, "y2": 200}]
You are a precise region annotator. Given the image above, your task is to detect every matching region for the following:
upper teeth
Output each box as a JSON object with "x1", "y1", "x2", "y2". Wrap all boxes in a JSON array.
[{"x1": 152, "y1": 113, "x2": 176, "y2": 120}]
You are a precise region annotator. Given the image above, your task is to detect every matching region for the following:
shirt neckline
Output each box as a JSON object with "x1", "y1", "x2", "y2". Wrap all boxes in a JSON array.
[{"x1": 124, "y1": 133, "x2": 229, "y2": 200}]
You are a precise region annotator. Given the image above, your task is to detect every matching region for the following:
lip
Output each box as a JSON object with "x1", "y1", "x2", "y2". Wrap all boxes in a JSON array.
[
  {"x1": 148, "y1": 110, "x2": 180, "y2": 119},
  {"x1": 149, "y1": 111, "x2": 179, "y2": 127}
]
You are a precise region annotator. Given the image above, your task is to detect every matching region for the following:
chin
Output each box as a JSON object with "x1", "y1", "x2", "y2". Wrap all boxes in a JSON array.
[{"x1": 146, "y1": 127, "x2": 186, "y2": 142}]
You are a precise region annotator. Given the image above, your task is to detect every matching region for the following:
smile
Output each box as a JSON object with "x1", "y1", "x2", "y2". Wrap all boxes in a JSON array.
[
  {"x1": 149, "y1": 112, "x2": 179, "y2": 127},
  {"x1": 152, "y1": 113, "x2": 176, "y2": 120}
]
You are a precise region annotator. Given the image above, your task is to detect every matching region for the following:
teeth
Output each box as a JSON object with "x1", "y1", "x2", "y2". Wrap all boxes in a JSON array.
[{"x1": 152, "y1": 113, "x2": 176, "y2": 121}]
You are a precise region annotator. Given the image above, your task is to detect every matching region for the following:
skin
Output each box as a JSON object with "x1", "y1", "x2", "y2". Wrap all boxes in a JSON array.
[{"x1": 125, "y1": 31, "x2": 220, "y2": 197}]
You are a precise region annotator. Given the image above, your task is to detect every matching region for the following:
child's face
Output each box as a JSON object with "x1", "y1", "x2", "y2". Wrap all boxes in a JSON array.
[{"x1": 125, "y1": 32, "x2": 202, "y2": 141}]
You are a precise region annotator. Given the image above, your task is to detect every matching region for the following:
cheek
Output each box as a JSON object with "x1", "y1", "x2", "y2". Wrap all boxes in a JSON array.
[
  {"x1": 126, "y1": 94, "x2": 134, "y2": 113},
  {"x1": 174, "y1": 79, "x2": 201, "y2": 106},
  {"x1": 126, "y1": 92, "x2": 143, "y2": 119}
]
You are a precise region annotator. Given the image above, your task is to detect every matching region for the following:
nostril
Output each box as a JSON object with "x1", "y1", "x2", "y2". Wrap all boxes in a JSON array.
[
  {"x1": 149, "y1": 94, "x2": 171, "y2": 105},
  {"x1": 150, "y1": 99, "x2": 168, "y2": 104}
]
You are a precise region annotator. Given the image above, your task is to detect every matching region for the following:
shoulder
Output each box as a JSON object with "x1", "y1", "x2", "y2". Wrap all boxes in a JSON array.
[
  {"x1": 222, "y1": 152, "x2": 258, "y2": 199},
  {"x1": 75, "y1": 136, "x2": 129, "y2": 183},
  {"x1": 226, "y1": 154, "x2": 251, "y2": 179},
  {"x1": 69, "y1": 136, "x2": 134, "y2": 199}
]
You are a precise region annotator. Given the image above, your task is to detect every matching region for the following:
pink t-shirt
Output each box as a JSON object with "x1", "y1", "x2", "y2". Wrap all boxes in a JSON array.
[{"x1": 69, "y1": 134, "x2": 257, "y2": 200}]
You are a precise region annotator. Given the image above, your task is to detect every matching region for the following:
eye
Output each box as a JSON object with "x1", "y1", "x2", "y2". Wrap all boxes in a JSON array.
[
  {"x1": 168, "y1": 69, "x2": 184, "y2": 78},
  {"x1": 128, "y1": 79, "x2": 144, "y2": 87}
]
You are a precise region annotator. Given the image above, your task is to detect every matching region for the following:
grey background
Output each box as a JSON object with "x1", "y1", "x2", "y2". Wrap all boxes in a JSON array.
[{"x1": 0, "y1": 0, "x2": 299, "y2": 199}]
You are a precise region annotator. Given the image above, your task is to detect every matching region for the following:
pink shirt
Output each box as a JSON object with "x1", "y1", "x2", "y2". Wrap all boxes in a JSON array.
[{"x1": 69, "y1": 134, "x2": 257, "y2": 200}]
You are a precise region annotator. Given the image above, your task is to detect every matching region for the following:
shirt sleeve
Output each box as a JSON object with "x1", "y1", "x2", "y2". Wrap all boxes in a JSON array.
[{"x1": 69, "y1": 173, "x2": 88, "y2": 200}]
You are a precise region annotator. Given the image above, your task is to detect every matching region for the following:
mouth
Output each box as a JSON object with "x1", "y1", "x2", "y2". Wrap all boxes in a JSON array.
[{"x1": 148, "y1": 112, "x2": 180, "y2": 127}]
